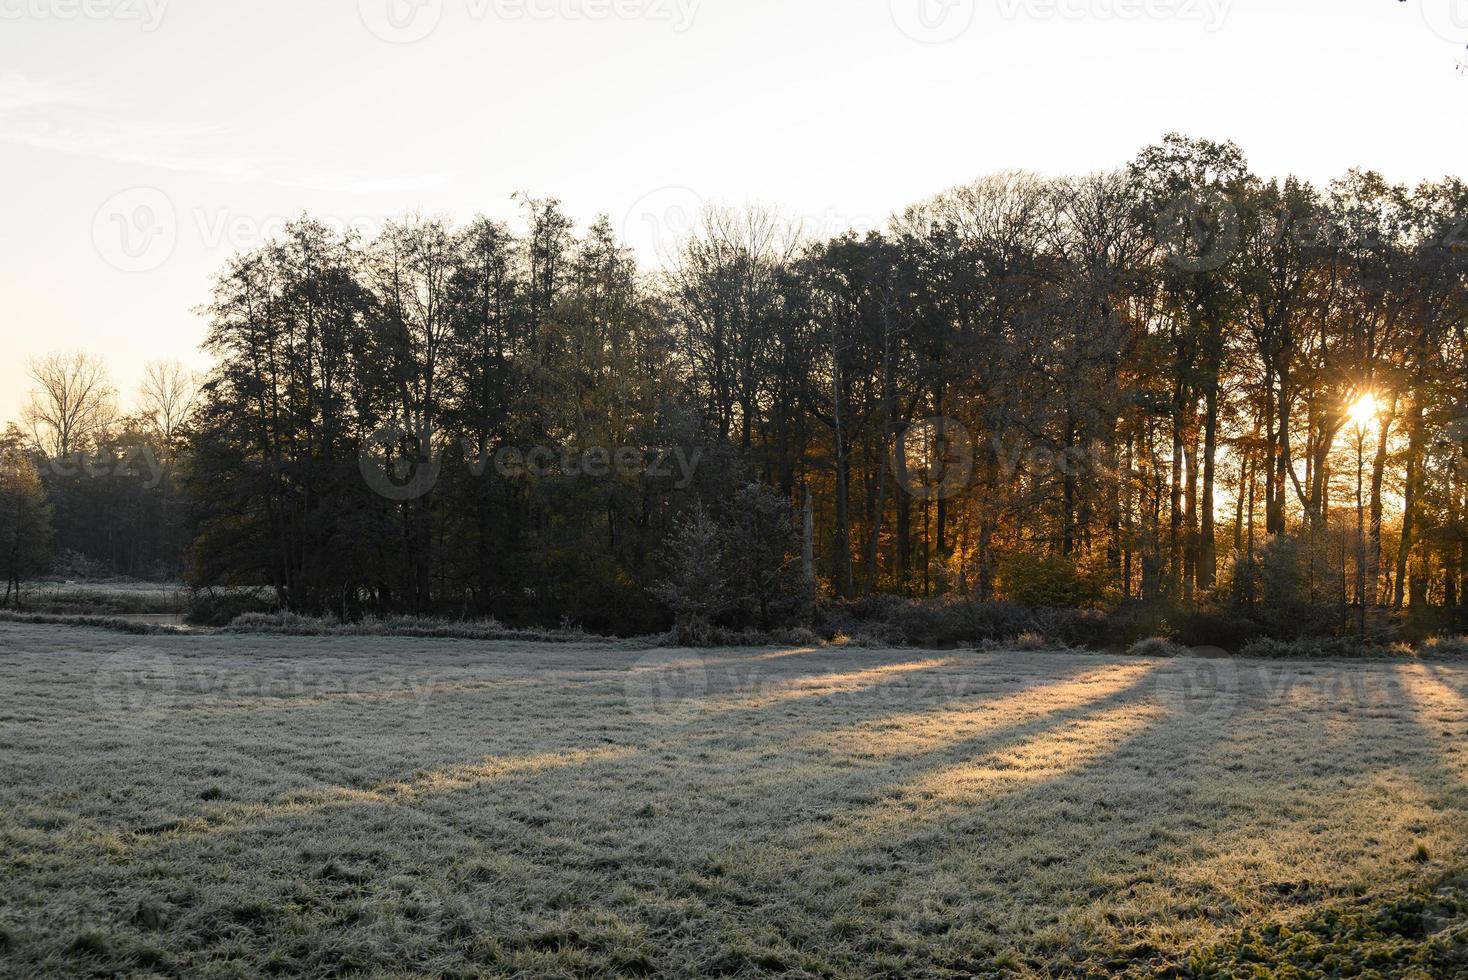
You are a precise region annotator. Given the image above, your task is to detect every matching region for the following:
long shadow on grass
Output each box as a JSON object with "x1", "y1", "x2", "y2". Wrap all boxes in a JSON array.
[
  {"x1": 10, "y1": 651, "x2": 1173, "y2": 978},
  {"x1": 19, "y1": 648, "x2": 1004, "y2": 850},
  {"x1": 104, "y1": 656, "x2": 1119, "y2": 851},
  {"x1": 755, "y1": 660, "x2": 1253, "y2": 975},
  {"x1": 1399, "y1": 663, "x2": 1468, "y2": 803},
  {"x1": 651, "y1": 659, "x2": 1450, "y2": 975},
  {"x1": 388, "y1": 661, "x2": 1164, "y2": 975},
  {"x1": 1027, "y1": 659, "x2": 1468, "y2": 976}
]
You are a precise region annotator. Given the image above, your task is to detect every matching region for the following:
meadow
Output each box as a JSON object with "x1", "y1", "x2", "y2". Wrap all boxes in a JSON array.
[{"x1": 1, "y1": 622, "x2": 1466, "y2": 977}]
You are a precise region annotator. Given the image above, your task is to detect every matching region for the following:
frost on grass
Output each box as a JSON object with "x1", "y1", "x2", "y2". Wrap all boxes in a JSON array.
[{"x1": 0, "y1": 622, "x2": 1465, "y2": 977}]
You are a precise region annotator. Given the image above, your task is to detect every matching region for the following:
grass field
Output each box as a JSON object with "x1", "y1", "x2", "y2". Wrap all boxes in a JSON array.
[{"x1": 1, "y1": 623, "x2": 1466, "y2": 977}]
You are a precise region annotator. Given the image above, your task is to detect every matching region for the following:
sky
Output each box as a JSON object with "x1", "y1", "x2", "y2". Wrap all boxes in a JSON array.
[{"x1": 1, "y1": 0, "x2": 1465, "y2": 421}]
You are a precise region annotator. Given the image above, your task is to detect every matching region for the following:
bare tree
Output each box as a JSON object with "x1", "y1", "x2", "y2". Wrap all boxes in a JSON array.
[
  {"x1": 22, "y1": 352, "x2": 117, "y2": 458},
  {"x1": 137, "y1": 360, "x2": 201, "y2": 450}
]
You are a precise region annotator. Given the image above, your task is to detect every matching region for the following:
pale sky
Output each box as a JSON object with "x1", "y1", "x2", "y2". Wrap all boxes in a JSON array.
[{"x1": 1, "y1": 0, "x2": 1464, "y2": 421}]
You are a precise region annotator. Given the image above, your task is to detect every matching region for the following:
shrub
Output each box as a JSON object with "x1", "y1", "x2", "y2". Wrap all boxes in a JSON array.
[
  {"x1": 1251, "y1": 534, "x2": 1336, "y2": 638},
  {"x1": 955, "y1": 601, "x2": 1037, "y2": 644},
  {"x1": 1240, "y1": 636, "x2": 1375, "y2": 659},
  {"x1": 813, "y1": 597, "x2": 1109, "y2": 650},
  {"x1": 1106, "y1": 600, "x2": 1263, "y2": 653},
  {"x1": 227, "y1": 611, "x2": 335, "y2": 631},
  {"x1": 219, "y1": 613, "x2": 604, "y2": 644},
  {"x1": 651, "y1": 488, "x2": 814, "y2": 645},
  {"x1": 996, "y1": 551, "x2": 1095, "y2": 608},
  {"x1": 1421, "y1": 635, "x2": 1468, "y2": 658},
  {"x1": 650, "y1": 505, "x2": 735, "y2": 646},
  {"x1": 719, "y1": 484, "x2": 814, "y2": 630},
  {"x1": 1168, "y1": 606, "x2": 1264, "y2": 652},
  {"x1": 779, "y1": 626, "x2": 821, "y2": 647},
  {"x1": 185, "y1": 587, "x2": 274, "y2": 627},
  {"x1": 832, "y1": 629, "x2": 895, "y2": 649},
  {"x1": 1127, "y1": 637, "x2": 1189, "y2": 658},
  {"x1": 50, "y1": 550, "x2": 109, "y2": 581},
  {"x1": 0, "y1": 610, "x2": 166, "y2": 635},
  {"x1": 1029, "y1": 607, "x2": 1110, "y2": 649}
]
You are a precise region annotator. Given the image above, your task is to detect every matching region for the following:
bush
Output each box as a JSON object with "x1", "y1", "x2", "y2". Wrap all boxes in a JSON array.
[
  {"x1": 1240, "y1": 636, "x2": 1375, "y2": 659},
  {"x1": 227, "y1": 611, "x2": 335, "y2": 631},
  {"x1": 779, "y1": 626, "x2": 821, "y2": 647},
  {"x1": 812, "y1": 597, "x2": 1108, "y2": 650},
  {"x1": 1168, "y1": 606, "x2": 1265, "y2": 652},
  {"x1": 185, "y1": 587, "x2": 274, "y2": 627},
  {"x1": 1029, "y1": 607, "x2": 1110, "y2": 649},
  {"x1": 1420, "y1": 635, "x2": 1468, "y2": 658},
  {"x1": 1012, "y1": 631, "x2": 1055, "y2": 651},
  {"x1": 1127, "y1": 637, "x2": 1189, "y2": 658},
  {"x1": 1251, "y1": 534, "x2": 1336, "y2": 638},
  {"x1": 996, "y1": 551, "x2": 1097, "y2": 608},
  {"x1": 50, "y1": 550, "x2": 109, "y2": 581},
  {"x1": 1105, "y1": 600, "x2": 1264, "y2": 653},
  {"x1": 0, "y1": 610, "x2": 167, "y2": 634},
  {"x1": 650, "y1": 505, "x2": 736, "y2": 645},
  {"x1": 650, "y1": 487, "x2": 814, "y2": 645},
  {"x1": 719, "y1": 484, "x2": 813, "y2": 630}
]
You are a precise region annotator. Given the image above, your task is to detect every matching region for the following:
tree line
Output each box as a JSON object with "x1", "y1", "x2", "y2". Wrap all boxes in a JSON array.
[
  {"x1": 2, "y1": 355, "x2": 195, "y2": 598},
  {"x1": 5, "y1": 135, "x2": 1466, "y2": 638}
]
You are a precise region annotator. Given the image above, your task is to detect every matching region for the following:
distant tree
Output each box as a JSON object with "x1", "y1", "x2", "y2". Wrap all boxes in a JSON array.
[
  {"x1": 22, "y1": 352, "x2": 117, "y2": 458},
  {"x1": 0, "y1": 428, "x2": 53, "y2": 607},
  {"x1": 136, "y1": 360, "x2": 200, "y2": 454}
]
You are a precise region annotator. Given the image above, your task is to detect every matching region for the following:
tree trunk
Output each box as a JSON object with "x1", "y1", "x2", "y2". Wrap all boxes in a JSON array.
[
  {"x1": 1199, "y1": 384, "x2": 1219, "y2": 590},
  {"x1": 1395, "y1": 400, "x2": 1425, "y2": 610},
  {"x1": 1368, "y1": 407, "x2": 1393, "y2": 607},
  {"x1": 1270, "y1": 365, "x2": 1291, "y2": 535}
]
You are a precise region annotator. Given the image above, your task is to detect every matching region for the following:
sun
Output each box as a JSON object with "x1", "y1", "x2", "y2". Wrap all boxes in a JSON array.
[{"x1": 1347, "y1": 393, "x2": 1380, "y2": 432}]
